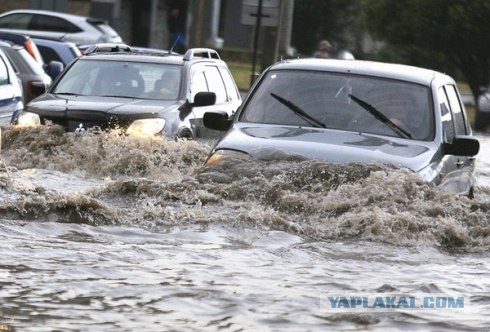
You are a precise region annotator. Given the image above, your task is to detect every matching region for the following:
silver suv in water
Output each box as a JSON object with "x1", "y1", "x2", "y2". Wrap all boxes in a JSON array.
[{"x1": 203, "y1": 58, "x2": 480, "y2": 197}]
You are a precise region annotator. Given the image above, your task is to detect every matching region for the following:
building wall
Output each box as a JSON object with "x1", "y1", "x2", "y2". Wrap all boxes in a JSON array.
[
  {"x1": 0, "y1": 0, "x2": 294, "y2": 62},
  {"x1": 220, "y1": 0, "x2": 252, "y2": 49}
]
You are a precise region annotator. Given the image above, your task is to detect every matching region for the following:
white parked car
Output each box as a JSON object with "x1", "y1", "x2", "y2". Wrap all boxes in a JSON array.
[
  {"x1": 0, "y1": 48, "x2": 23, "y2": 125},
  {"x1": 0, "y1": 9, "x2": 123, "y2": 46}
]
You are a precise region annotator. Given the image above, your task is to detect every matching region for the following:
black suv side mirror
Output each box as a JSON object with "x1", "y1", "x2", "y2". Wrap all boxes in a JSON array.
[
  {"x1": 45, "y1": 61, "x2": 64, "y2": 81},
  {"x1": 203, "y1": 111, "x2": 231, "y2": 131},
  {"x1": 444, "y1": 135, "x2": 480, "y2": 156},
  {"x1": 30, "y1": 81, "x2": 48, "y2": 98},
  {"x1": 193, "y1": 91, "x2": 216, "y2": 107}
]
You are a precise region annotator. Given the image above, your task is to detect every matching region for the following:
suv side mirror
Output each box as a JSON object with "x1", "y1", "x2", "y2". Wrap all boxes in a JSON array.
[
  {"x1": 193, "y1": 91, "x2": 216, "y2": 107},
  {"x1": 203, "y1": 111, "x2": 231, "y2": 131},
  {"x1": 444, "y1": 135, "x2": 480, "y2": 156},
  {"x1": 31, "y1": 81, "x2": 47, "y2": 98},
  {"x1": 45, "y1": 61, "x2": 64, "y2": 80}
]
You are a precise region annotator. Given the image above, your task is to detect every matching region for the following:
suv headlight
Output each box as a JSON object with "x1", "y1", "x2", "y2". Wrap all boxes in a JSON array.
[
  {"x1": 205, "y1": 149, "x2": 250, "y2": 165},
  {"x1": 17, "y1": 111, "x2": 41, "y2": 127},
  {"x1": 417, "y1": 161, "x2": 442, "y2": 185},
  {"x1": 127, "y1": 118, "x2": 166, "y2": 137}
]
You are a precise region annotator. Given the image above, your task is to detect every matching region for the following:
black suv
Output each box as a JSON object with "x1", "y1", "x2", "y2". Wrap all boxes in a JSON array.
[{"x1": 15, "y1": 47, "x2": 242, "y2": 139}]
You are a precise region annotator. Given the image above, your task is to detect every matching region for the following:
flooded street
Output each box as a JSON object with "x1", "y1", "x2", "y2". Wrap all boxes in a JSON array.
[{"x1": 0, "y1": 126, "x2": 489, "y2": 331}]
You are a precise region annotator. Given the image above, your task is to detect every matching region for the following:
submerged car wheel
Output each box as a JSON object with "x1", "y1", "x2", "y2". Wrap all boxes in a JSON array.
[{"x1": 176, "y1": 128, "x2": 193, "y2": 140}]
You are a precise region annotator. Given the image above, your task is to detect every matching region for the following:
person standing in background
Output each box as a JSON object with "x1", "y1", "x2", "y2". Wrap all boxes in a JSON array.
[
  {"x1": 167, "y1": 5, "x2": 186, "y2": 53},
  {"x1": 312, "y1": 40, "x2": 331, "y2": 58}
]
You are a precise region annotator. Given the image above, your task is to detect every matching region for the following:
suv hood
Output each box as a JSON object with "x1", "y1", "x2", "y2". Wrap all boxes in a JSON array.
[
  {"x1": 215, "y1": 124, "x2": 439, "y2": 172},
  {"x1": 27, "y1": 94, "x2": 180, "y2": 117}
]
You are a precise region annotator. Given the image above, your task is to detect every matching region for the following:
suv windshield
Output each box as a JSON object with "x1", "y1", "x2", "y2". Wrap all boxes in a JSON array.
[
  {"x1": 241, "y1": 70, "x2": 434, "y2": 140},
  {"x1": 53, "y1": 59, "x2": 182, "y2": 100}
]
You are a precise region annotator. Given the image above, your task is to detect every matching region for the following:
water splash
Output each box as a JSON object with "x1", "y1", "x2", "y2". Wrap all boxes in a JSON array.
[{"x1": 1, "y1": 126, "x2": 489, "y2": 252}]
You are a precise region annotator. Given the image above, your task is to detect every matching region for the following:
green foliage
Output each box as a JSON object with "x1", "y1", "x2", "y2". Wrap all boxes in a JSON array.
[
  {"x1": 292, "y1": 0, "x2": 362, "y2": 56},
  {"x1": 362, "y1": 0, "x2": 490, "y2": 98}
]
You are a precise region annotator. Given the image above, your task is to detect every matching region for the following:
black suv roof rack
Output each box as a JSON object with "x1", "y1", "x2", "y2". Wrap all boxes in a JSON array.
[
  {"x1": 82, "y1": 43, "x2": 131, "y2": 55},
  {"x1": 183, "y1": 48, "x2": 220, "y2": 61}
]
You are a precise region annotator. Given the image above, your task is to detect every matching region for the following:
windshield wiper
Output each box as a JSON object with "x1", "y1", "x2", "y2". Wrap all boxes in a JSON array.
[
  {"x1": 270, "y1": 92, "x2": 326, "y2": 128},
  {"x1": 349, "y1": 94, "x2": 412, "y2": 139},
  {"x1": 55, "y1": 92, "x2": 79, "y2": 96},
  {"x1": 100, "y1": 95, "x2": 133, "y2": 99}
]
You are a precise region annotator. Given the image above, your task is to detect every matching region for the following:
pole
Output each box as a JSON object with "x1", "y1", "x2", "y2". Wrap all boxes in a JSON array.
[
  {"x1": 273, "y1": 0, "x2": 283, "y2": 62},
  {"x1": 250, "y1": 0, "x2": 263, "y2": 88}
]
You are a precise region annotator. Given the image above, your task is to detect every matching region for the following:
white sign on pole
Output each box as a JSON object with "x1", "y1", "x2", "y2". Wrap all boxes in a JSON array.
[{"x1": 241, "y1": 0, "x2": 280, "y2": 27}]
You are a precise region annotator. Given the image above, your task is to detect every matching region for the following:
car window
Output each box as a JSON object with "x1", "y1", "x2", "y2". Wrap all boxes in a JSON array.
[
  {"x1": 0, "y1": 13, "x2": 31, "y2": 29},
  {"x1": 445, "y1": 85, "x2": 468, "y2": 135},
  {"x1": 203, "y1": 65, "x2": 227, "y2": 103},
  {"x1": 240, "y1": 70, "x2": 434, "y2": 140},
  {"x1": 142, "y1": 65, "x2": 181, "y2": 100},
  {"x1": 0, "y1": 46, "x2": 45, "y2": 76},
  {"x1": 53, "y1": 59, "x2": 181, "y2": 100},
  {"x1": 0, "y1": 56, "x2": 9, "y2": 85},
  {"x1": 218, "y1": 66, "x2": 240, "y2": 102},
  {"x1": 438, "y1": 86, "x2": 455, "y2": 143},
  {"x1": 0, "y1": 50, "x2": 18, "y2": 73},
  {"x1": 190, "y1": 69, "x2": 209, "y2": 99},
  {"x1": 90, "y1": 21, "x2": 119, "y2": 36},
  {"x1": 30, "y1": 14, "x2": 81, "y2": 33},
  {"x1": 37, "y1": 45, "x2": 63, "y2": 63},
  {"x1": 15, "y1": 48, "x2": 46, "y2": 75}
]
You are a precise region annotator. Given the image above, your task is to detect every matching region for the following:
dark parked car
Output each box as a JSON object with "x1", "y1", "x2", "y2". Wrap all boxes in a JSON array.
[
  {"x1": 0, "y1": 47, "x2": 23, "y2": 126},
  {"x1": 0, "y1": 41, "x2": 52, "y2": 103},
  {"x1": 0, "y1": 32, "x2": 64, "y2": 81},
  {"x1": 14, "y1": 48, "x2": 242, "y2": 139},
  {"x1": 32, "y1": 37, "x2": 81, "y2": 68},
  {"x1": 203, "y1": 58, "x2": 480, "y2": 197},
  {"x1": 0, "y1": 30, "x2": 45, "y2": 66}
]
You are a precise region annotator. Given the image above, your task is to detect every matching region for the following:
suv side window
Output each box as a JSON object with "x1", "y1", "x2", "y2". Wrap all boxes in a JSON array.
[
  {"x1": 0, "y1": 56, "x2": 9, "y2": 85},
  {"x1": 445, "y1": 85, "x2": 468, "y2": 135},
  {"x1": 37, "y1": 45, "x2": 62, "y2": 63},
  {"x1": 438, "y1": 86, "x2": 455, "y2": 143},
  {"x1": 189, "y1": 65, "x2": 228, "y2": 104},
  {"x1": 218, "y1": 66, "x2": 240, "y2": 102},
  {"x1": 30, "y1": 14, "x2": 81, "y2": 33},
  {"x1": 190, "y1": 70, "x2": 209, "y2": 101},
  {"x1": 0, "y1": 13, "x2": 31, "y2": 29},
  {"x1": 203, "y1": 65, "x2": 227, "y2": 103}
]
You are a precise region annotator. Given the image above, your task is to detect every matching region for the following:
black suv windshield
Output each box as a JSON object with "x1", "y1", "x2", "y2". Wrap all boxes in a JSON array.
[
  {"x1": 240, "y1": 70, "x2": 434, "y2": 140},
  {"x1": 53, "y1": 59, "x2": 182, "y2": 100}
]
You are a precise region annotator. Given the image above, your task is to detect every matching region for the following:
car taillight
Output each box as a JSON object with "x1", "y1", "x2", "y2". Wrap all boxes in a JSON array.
[{"x1": 24, "y1": 39, "x2": 45, "y2": 66}]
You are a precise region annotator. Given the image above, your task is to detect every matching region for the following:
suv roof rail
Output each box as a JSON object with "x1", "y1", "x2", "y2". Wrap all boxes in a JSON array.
[
  {"x1": 82, "y1": 43, "x2": 131, "y2": 55},
  {"x1": 183, "y1": 48, "x2": 220, "y2": 61}
]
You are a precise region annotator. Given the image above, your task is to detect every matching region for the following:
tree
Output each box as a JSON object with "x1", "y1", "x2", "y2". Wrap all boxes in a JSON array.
[
  {"x1": 292, "y1": 0, "x2": 362, "y2": 57},
  {"x1": 362, "y1": 0, "x2": 490, "y2": 109}
]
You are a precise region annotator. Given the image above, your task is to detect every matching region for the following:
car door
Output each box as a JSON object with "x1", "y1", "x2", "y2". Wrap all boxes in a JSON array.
[
  {"x1": 0, "y1": 51, "x2": 22, "y2": 125},
  {"x1": 188, "y1": 63, "x2": 238, "y2": 138},
  {"x1": 437, "y1": 85, "x2": 475, "y2": 195},
  {"x1": 27, "y1": 13, "x2": 73, "y2": 41}
]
